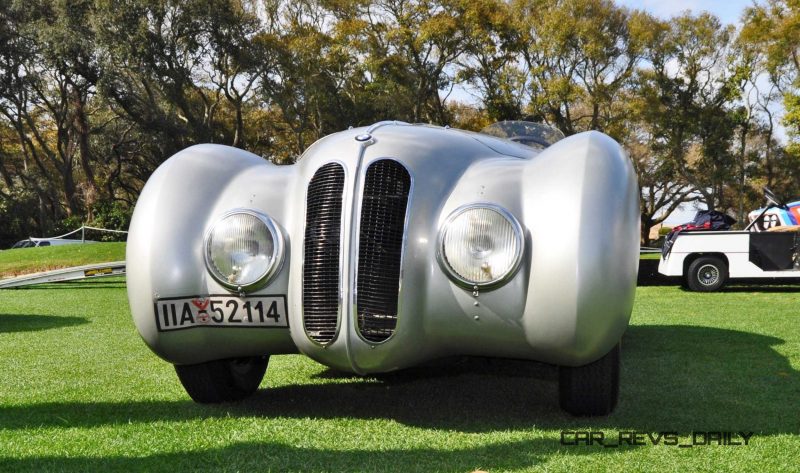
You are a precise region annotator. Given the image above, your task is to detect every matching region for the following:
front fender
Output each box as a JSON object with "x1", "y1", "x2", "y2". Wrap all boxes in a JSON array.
[
  {"x1": 126, "y1": 144, "x2": 298, "y2": 364},
  {"x1": 365, "y1": 130, "x2": 638, "y2": 369},
  {"x1": 521, "y1": 131, "x2": 639, "y2": 365}
]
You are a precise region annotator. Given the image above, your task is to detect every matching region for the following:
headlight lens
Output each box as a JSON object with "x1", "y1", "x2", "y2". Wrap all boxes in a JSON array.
[
  {"x1": 205, "y1": 210, "x2": 283, "y2": 290},
  {"x1": 439, "y1": 204, "x2": 523, "y2": 288}
]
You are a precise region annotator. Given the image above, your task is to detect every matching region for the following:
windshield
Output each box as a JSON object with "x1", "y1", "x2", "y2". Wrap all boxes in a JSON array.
[{"x1": 480, "y1": 121, "x2": 565, "y2": 149}]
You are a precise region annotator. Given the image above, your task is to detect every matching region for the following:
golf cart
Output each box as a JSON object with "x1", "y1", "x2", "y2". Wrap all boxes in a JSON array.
[{"x1": 659, "y1": 188, "x2": 800, "y2": 291}]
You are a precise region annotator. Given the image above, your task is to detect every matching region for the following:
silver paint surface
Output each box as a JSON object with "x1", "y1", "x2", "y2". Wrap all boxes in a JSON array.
[{"x1": 127, "y1": 123, "x2": 640, "y2": 370}]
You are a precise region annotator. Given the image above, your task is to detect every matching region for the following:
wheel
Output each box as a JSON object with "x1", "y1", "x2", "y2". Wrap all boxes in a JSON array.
[
  {"x1": 174, "y1": 356, "x2": 269, "y2": 403},
  {"x1": 559, "y1": 343, "x2": 620, "y2": 416},
  {"x1": 686, "y1": 256, "x2": 728, "y2": 292}
]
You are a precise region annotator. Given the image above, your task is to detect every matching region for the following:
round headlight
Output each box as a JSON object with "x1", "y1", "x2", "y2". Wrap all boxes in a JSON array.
[
  {"x1": 204, "y1": 210, "x2": 283, "y2": 290},
  {"x1": 439, "y1": 204, "x2": 524, "y2": 288}
]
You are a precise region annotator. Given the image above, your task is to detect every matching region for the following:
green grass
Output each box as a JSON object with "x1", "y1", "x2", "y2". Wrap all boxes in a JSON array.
[
  {"x1": 1, "y1": 280, "x2": 799, "y2": 471},
  {"x1": 0, "y1": 243, "x2": 126, "y2": 278}
]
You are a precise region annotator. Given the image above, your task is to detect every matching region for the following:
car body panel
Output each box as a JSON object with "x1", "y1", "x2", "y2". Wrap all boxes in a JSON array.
[
  {"x1": 748, "y1": 200, "x2": 800, "y2": 231},
  {"x1": 127, "y1": 123, "x2": 639, "y2": 370}
]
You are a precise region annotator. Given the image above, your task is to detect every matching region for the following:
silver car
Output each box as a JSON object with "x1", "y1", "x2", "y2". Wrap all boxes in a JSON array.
[{"x1": 127, "y1": 121, "x2": 639, "y2": 416}]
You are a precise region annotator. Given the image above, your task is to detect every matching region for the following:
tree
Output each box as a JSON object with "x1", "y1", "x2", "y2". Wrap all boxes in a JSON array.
[
  {"x1": 626, "y1": 123, "x2": 695, "y2": 246},
  {"x1": 456, "y1": 0, "x2": 524, "y2": 121},
  {"x1": 742, "y1": 0, "x2": 800, "y2": 158},
  {"x1": 634, "y1": 13, "x2": 740, "y2": 217},
  {"x1": 514, "y1": 0, "x2": 653, "y2": 138},
  {"x1": 349, "y1": 0, "x2": 473, "y2": 124},
  {"x1": 0, "y1": 0, "x2": 102, "y2": 219},
  {"x1": 0, "y1": 0, "x2": 798, "y2": 247}
]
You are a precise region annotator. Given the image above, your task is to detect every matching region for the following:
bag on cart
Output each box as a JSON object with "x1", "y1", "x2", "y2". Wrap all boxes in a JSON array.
[{"x1": 662, "y1": 210, "x2": 737, "y2": 257}]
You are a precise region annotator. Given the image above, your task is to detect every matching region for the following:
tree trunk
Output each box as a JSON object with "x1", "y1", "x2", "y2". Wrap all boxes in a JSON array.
[
  {"x1": 63, "y1": 165, "x2": 79, "y2": 217},
  {"x1": 641, "y1": 214, "x2": 654, "y2": 247},
  {"x1": 73, "y1": 88, "x2": 99, "y2": 210},
  {"x1": 232, "y1": 102, "x2": 245, "y2": 148}
]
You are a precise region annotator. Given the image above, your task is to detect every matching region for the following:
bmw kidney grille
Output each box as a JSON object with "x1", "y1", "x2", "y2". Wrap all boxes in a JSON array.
[{"x1": 302, "y1": 159, "x2": 410, "y2": 345}]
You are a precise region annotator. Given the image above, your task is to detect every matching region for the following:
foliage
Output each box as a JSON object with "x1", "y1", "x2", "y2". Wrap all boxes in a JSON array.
[
  {"x1": 89, "y1": 201, "x2": 132, "y2": 240},
  {"x1": 0, "y1": 0, "x2": 799, "y2": 244},
  {"x1": 0, "y1": 187, "x2": 40, "y2": 247}
]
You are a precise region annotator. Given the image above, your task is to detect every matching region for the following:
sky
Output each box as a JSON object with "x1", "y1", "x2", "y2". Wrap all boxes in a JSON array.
[{"x1": 616, "y1": 0, "x2": 756, "y2": 25}]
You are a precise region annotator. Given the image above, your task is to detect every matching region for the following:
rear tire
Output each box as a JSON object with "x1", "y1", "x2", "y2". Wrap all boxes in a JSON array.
[
  {"x1": 175, "y1": 356, "x2": 269, "y2": 403},
  {"x1": 687, "y1": 256, "x2": 728, "y2": 292},
  {"x1": 559, "y1": 343, "x2": 620, "y2": 416}
]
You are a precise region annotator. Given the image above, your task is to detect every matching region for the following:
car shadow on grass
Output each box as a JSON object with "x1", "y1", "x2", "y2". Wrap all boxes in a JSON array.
[
  {"x1": 0, "y1": 314, "x2": 87, "y2": 333},
  {"x1": 0, "y1": 325, "x2": 797, "y2": 435},
  {"x1": 245, "y1": 323, "x2": 800, "y2": 434},
  {"x1": 0, "y1": 438, "x2": 566, "y2": 473}
]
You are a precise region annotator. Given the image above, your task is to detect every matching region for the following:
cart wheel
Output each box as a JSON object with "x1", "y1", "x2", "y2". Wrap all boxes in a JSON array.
[
  {"x1": 559, "y1": 343, "x2": 620, "y2": 416},
  {"x1": 175, "y1": 356, "x2": 269, "y2": 403},
  {"x1": 687, "y1": 256, "x2": 727, "y2": 292}
]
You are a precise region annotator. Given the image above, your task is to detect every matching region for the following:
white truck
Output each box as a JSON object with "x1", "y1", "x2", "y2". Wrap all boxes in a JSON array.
[{"x1": 659, "y1": 189, "x2": 800, "y2": 291}]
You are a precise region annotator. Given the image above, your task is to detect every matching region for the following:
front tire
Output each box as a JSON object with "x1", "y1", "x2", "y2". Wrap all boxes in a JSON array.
[
  {"x1": 559, "y1": 343, "x2": 620, "y2": 416},
  {"x1": 687, "y1": 256, "x2": 728, "y2": 292},
  {"x1": 175, "y1": 356, "x2": 269, "y2": 403}
]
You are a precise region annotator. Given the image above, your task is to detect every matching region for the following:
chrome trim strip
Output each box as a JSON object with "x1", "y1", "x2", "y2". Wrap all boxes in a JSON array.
[
  {"x1": 366, "y1": 120, "x2": 411, "y2": 134},
  {"x1": 343, "y1": 139, "x2": 373, "y2": 374}
]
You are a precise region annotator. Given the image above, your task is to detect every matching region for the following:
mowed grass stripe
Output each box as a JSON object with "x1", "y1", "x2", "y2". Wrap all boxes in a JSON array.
[
  {"x1": 1, "y1": 277, "x2": 799, "y2": 471},
  {"x1": 0, "y1": 242, "x2": 126, "y2": 278}
]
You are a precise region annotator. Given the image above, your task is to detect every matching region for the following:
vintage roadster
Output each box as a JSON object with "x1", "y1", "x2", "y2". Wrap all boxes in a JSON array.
[{"x1": 127, "y1": 121, "x2": 640, "y2": 416}]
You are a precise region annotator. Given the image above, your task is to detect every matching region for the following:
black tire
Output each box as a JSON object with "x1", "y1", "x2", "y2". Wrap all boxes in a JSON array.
[
  {"x1": 559, "y1": 343, "x2": 620, "y2": 416},
  {"x1": 686, "y1": 256, "x2": 728, "y2": 292},
  {"x1": 174, "y1": 356, "x2": 269, "y2": 403}
]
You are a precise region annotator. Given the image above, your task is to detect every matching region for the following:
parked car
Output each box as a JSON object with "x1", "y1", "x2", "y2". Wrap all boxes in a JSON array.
[
  {"x1": 659, "y1": 188, "x2": 800, "y2": 291},
  {"x1": 10, "y1": 240, "x2": 36, "y2": 249},
  {"x1": 747, "y1": 198, "x2": 800, "y2": 231},
  {"x1": 126, "y1": 121, "x2": 640, "y2": 416},
  {"x1": 10, "y1": 238, "x2": 94, "y2": 249}
]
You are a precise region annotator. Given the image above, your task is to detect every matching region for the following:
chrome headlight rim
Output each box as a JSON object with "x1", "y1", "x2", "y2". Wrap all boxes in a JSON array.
[
  {"x1": 436, "y1": 203, "x2": 525, "y2": 290},
  {"x1": 203, "y1": 208, "x2": 285, "y2": 293}
]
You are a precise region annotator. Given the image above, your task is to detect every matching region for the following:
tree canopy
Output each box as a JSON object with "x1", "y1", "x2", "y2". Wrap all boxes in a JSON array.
[{"x1": 0, "y1": 0, "x2": 798, "y2": 246}]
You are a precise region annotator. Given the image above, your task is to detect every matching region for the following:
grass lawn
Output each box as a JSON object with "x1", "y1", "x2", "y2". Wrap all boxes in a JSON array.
[
  {"x1": 1, "y1": 278, "x2": 798, "y2": 472},
  {"x1": 0, "y1": 243, "x2": 126, "y2": 278},
  {"x1": 639, "y1": 252, "x2": 661, "y2": 260}
]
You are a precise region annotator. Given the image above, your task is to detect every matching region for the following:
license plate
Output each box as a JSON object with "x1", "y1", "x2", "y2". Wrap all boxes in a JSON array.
[{"x1": 154, "y1": 295, "x2": 288, "y2": 332}]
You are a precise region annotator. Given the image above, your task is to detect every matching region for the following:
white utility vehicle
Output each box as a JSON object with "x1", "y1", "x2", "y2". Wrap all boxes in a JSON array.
[{"x1": 659, "y1": 188, "x2": 800, "y2": 291}]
